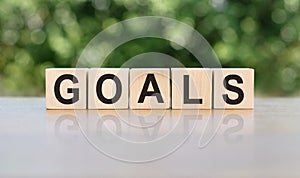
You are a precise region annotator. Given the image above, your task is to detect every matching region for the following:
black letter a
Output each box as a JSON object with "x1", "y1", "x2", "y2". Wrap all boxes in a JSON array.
[{"x1": 138, "y1": 74, "x2": 164, "y2": 103}]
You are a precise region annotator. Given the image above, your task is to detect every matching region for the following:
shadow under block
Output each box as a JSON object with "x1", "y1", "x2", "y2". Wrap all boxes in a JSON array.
[
  {"x1": 171, "y1": 68, "x2": 212, "y2": 109},
  {"x1": 130, "y1": 68, "x2": 170, "y2": 109},
  {"x1": 213, "y1": 68, "x2": 254, "y2": 109},
  {"x1": 88, "y1": 68, "x2": 129, "y2": 109},
  {"x1": 46, "y1": 68, "x2": 87, "y2": 109}
]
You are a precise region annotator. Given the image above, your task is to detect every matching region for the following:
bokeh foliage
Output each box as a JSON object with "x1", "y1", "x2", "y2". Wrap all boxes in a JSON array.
[{"x1": 0, "y1": 0, "x2": 300, "y2": 96}]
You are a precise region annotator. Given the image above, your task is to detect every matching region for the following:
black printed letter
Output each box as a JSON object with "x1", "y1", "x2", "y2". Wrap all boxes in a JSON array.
[
  {"x1": 183, "y1": 75, "x2": 202, "y2": 104},
  {"x1": 138, "y1": 74, "x2": 164, "y2": 103},
  {"x1": 222, "y1": 74, "x2": 244, "y2": 105},
  {"x1": 96, "y1": 74, "x2": 122, "y2": 104},
  {"x1": 54, "y1": 74, "x2": 79, "y2": 104}
]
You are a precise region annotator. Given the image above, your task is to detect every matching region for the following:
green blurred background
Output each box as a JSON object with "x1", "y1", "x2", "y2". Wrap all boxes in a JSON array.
[{"x1": 0, "y1": 0, "x2": 299, "y2": 96}]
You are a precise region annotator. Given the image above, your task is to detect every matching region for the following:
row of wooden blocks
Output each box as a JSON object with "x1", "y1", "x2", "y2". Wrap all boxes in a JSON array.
[{"x1": 46, "y1": 68, "x2": 254, "y2": 109}]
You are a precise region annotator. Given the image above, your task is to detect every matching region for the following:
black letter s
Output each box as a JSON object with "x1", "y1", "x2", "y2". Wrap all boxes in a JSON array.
[{"x1": 222, "y1": 74, "x2": 244, "y2": 105}]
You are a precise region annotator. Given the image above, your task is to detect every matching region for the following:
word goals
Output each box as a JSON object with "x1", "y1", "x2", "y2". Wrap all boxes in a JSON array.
[{"x1": 46, "y1": 68, "x2": 254, "y2": 109}]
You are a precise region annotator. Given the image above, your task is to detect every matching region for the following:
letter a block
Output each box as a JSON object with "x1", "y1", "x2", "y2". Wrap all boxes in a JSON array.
[
  {"x1": 130, "y1": 68, "x2": 170, "y2": 109},
  {"x1": 88, "y1": 68, "x2": 129, "y2": 109},
  {"x1": 171, "y1": 68, "x2": 212, "y2": 109},
  {"x1": 46, "y1": 68, "x2": 87, "y2": 109},
  {"x1": 213, "y1": 68, "x2": 254, "y2": 109}
]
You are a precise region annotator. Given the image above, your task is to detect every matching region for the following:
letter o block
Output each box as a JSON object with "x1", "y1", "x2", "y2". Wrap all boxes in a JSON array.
[
  {"x1": 88, "y1": 68, "x2": 129, "y2": 109},
  {"x1": 130, "y1": 68, "x2": 170, "y2": 109},
  {"x1": 213, "y1": 68, "x2": 254, "y2": 109},
  {"x1": 46, "y1": 68, "x2": 87, "y2": 109}
]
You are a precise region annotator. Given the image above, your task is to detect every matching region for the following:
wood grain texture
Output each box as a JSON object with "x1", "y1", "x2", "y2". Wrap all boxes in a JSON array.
[
  {"x1": 213, "y1": 68, "x2": 254, "y2": 109},
  {"x1": 46, "y1": 68, "x2": 87, "y2": 109},
  {"x1": 130, "y1": 68, "x2": 170, "y2": 109},
  {"x1": 88, "y1": 68, "x2": 129, "y2": 109},
  {"x1": 171, "y1": 68, "x2": 212, "y2": 109}
]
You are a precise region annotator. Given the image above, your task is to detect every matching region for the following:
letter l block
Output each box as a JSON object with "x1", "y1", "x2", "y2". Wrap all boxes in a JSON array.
[{"x1": 171, "y1": 68, "x2": 212, "y2": 109}]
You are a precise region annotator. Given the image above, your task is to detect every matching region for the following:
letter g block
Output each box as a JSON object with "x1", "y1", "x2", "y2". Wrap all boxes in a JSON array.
[{"x1": 46, "y1": 68, "x2": 87, "y2": 109}]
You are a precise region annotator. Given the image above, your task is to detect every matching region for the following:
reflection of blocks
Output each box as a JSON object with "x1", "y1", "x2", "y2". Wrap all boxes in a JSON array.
[
  {"x1": 213, "y1": 69, "x2": 254, "y2": 109},
  {"x1": 217, "y1": 110, "x2": 254, "y2": 135},
  {"x1": 88, "y1": 68, "x2": 129, "y2": 109},
  {"x1": 86, "y1": 110, "x2": 128, "y2": 136},
  {"x1": 130, "y1": 68, "x2": 170, "y2": 109},
  {"x1": 46, "y1": 68, "x2": 87, "y2": 109},
  {"x1": 171, "y1": 68, "x2": 212, "y2": 109},
  {"x1": 45, "y1": 110, "x2": 85, "y2": 138}
]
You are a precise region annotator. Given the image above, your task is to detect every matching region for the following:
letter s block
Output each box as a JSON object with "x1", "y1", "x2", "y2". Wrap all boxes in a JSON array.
[
  {"x1": 46, "y1": 68, "x2": 87, "y2": 109},
  {"x1": 213, "y1": 68, "x2": 254, "y2": 109}
]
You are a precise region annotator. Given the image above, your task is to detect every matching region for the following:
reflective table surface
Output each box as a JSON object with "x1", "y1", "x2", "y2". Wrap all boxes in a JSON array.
[{"x1": 0, "y1": 97, "x2": 300, "y2": 178}]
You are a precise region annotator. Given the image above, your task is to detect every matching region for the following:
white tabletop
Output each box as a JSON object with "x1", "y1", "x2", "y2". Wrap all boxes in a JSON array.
[{"x1": 0, "y1": 97, "x2": 299, "y2": 178}]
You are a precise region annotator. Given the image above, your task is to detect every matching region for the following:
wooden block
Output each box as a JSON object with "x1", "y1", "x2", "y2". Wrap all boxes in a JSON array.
[
  {"x1": 213, "y1": 68, "x2": 254, "y2": 109},
  {"x1": 130, "y1": 68, "x2": 170, "y2": 109},
  {"x1": 88, "y1": 68, "x2": 129, "y2": 109},
  {"x1": 46, "y1": 68, "x2": 87, "y2": 109},
  {"x1": 171, "y1": 68, "x2": 212, "y2": 109}
]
